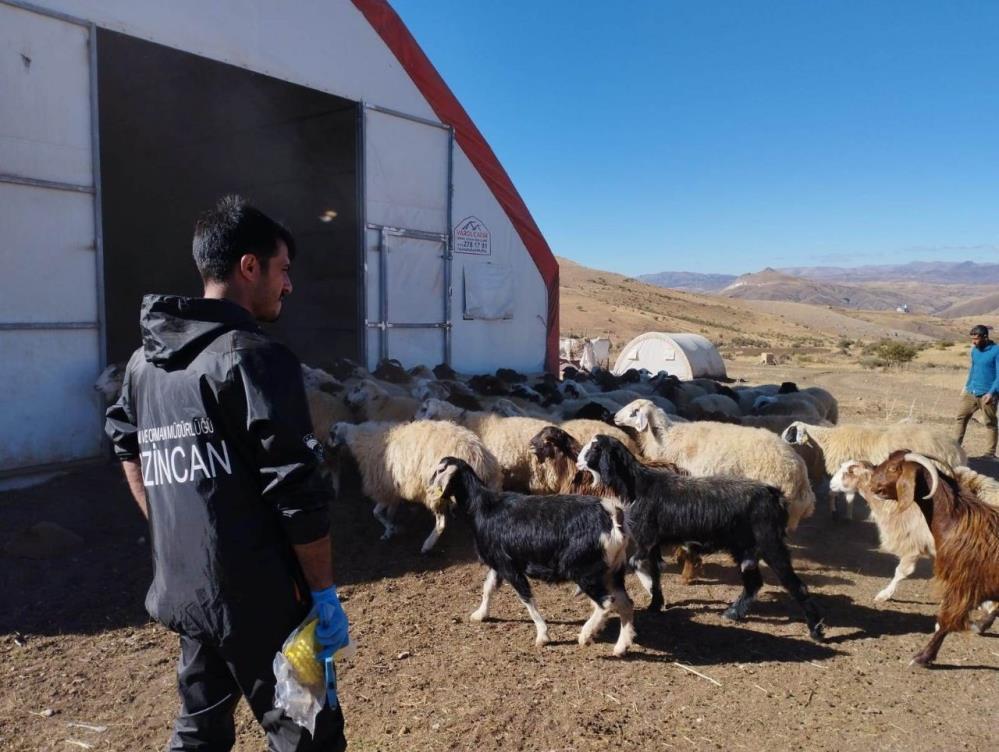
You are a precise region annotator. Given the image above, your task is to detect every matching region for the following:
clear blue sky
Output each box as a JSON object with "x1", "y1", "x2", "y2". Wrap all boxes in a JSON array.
[{"x1": 390, "y1": 1, "x2": 999, "y2": 276}]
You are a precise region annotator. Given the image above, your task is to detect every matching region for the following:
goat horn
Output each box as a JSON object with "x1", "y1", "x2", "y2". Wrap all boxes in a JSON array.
[{"x1": 903, "y1": 452, "x2": 939, "y2": 500}]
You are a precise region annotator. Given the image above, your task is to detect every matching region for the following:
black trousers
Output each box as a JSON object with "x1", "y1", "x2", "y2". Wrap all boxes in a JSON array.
[{"x1": 167, "y1": 633, "x2": 346, "y2": 752}]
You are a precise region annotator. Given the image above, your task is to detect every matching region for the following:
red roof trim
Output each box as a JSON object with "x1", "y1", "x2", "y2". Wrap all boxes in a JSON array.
[{"x1": 351, "y1": 0, "x2": 559, "y2": 373}]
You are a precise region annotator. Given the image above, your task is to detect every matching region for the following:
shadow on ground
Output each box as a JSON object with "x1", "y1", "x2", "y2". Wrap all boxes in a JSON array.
[
  {"x1": 4, "y1": 453, "x2": 991, "y2": 640},
  {"x1": 0, "y1": 461, "x2": 479, "y2": 637}
]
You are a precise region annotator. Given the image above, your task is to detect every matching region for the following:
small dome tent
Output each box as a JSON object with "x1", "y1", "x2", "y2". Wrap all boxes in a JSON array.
[{"x1": 612, "y1": 333, "x2": 726, "y2": 380}]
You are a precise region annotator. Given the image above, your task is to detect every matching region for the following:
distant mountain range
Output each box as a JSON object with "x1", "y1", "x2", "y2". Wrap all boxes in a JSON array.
[
  {"x1": 559, "y1": 256, "x2": 961, "y2": 349},
  {"x1": 639, "y1": 260, "x2": 999, "y2": 291},
  {"x1": 717, "y1": 268, "x2": 914, "y2": 311},
  {"x1": 636, "y1": 260, "x2": 999, "y2": 317},
  {"x1": 637, "y1": 271, "x2": 736, "y2": 292},
  {"x1": 778, "y1": 260, "x2": 999, "y2": 285}
]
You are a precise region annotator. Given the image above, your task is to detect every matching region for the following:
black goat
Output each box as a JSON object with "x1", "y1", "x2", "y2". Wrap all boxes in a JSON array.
[
  {"x1": 373, "y1": 358, "x2": 410, "y2": 384},
  {"x1": 509, "y1": 383, "x2": 543, "y2": 403},
  {"x1": 435, "y1": 379, "x2": 484, "y2": 411},
  {"x1": 468, "y1": 374, "x2": 509, "y2": 396},
  {"x1": 496, "y1": 367, "x2": 527, "y2": 384},
  {"x1": 618, "y1": 368, "x2": 643, "y2": 384},
  {"x1": 329, "y1": 357, "x2": 365, "y2": 381},
  {"x1": 590, "y1": 368, "x2": 619, "y2": 392},
  {"x1": 577, "y1": 435, "x2": 825, "y2": 641},
  {"x1": 443, "y1": 391, "x2": 484, "y2": 412},
  {"x1": 429, "y1": 457, "x2": 636, "y2": 656},
  {"x1": 568, "y1": 401, "x2": 616, "y2": 425},
  {"x1": 652, "y1": 374, "x2": 682, "y2": 401},
  {"x1": 562, "y1": 366, "x2": 591, "y2": 382},
  {"x1": 716, "y1": 384, "x2": 741, "y2": 402},
  {"x1": 433, "y1": 363, "x2": 458, "y2": 380}
]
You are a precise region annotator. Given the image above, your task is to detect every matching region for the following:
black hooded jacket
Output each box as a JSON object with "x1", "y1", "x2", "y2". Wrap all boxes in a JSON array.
[{"x1": 106, "y1": 295, "x2": 330, "y2": 644}]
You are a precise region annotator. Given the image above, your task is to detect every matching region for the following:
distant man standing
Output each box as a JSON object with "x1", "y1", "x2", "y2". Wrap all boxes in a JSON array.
[{"x1": 955, "y1": 324, "x2": 999, "y2": 458}]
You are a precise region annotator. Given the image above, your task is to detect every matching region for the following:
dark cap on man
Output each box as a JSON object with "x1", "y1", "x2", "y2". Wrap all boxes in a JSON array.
[{"x1": 970, "y1": 325, "x2": 989, "y2": 337}]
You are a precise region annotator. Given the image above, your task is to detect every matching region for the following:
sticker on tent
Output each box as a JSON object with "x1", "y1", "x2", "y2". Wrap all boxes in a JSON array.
[{"x1": 454, "y1": 216, "x2": 491, "y2": 255}]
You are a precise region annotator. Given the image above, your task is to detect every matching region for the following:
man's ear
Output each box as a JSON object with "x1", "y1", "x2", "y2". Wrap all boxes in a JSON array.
[{"x1": 238, "y1": 253, "x2": 258, "y2": 280}]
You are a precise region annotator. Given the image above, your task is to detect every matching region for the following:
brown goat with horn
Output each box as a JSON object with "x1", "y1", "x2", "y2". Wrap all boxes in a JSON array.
[{"x1": 858, "y1": 450, "x2": 999, "y2": 666}]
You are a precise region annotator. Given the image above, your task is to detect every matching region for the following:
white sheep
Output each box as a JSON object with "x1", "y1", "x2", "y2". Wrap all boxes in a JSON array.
[
  {"x1": 306, "y1": 388, "x2": 354, "y2": 437},
  {"x1": 301, "y1": 363, "x2": 341, "y2": 393},
  {"x1": 409, "y1": 377, "x2": 451, "y2": 401},
  {"x1": 831, "y1": 460, "x2": 999, "y2": 612},
  {"x1": 408, "y1": 365, "x2": 437, "y2": 381},
  {"x1": 781, "y1": 420, "x2": 967, "y2": 518},
  {"x1": 415, "y1": 398, "x2": 553, "y2": 490},
  {"x1": 344, "y1": 378, "x2": 420, "y2": 422},
  {"x1": 482, "y1": 397, "x2": 544, "y2": 418},
  {"x1": 615, "y1": 400, "x2": 815, "y2": 530},
  {"x1": 830, "y1": 459, "x2": 936, "y2": 601},
  {"x1": 327, "y1": 420, "x2": 501, "y2": 552}
]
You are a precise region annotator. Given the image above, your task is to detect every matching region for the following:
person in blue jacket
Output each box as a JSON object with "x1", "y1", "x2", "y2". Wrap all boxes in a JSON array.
[
  {"x1": 955, "y1": 324, "x2": 999, "y2": 458},
  {"x1": 106, "y1": 196, "x2": 349, "y2": 751}
]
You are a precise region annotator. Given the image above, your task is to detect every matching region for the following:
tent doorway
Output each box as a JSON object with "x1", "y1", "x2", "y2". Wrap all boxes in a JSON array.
[{"x1": 97, "y1": 29, "x2": 361, "y2": 369}]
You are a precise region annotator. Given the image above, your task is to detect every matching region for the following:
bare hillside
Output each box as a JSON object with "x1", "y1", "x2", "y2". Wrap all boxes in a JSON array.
[
  {"x1": 938, "y1": 289, "x2": 999, "y2": 319},
  {"x1": 559, "y1": 256, "x2": 967, "y2": 354},
  {"x1": 643, "y1": 265, "x2": 985, "y2": 315}
]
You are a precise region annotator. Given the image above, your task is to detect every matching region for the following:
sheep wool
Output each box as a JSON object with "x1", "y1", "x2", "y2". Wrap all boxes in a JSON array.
[
  {"x1": 617, "y1": 400, "x2": 814, "y2": 530},
  {"x1": 783, "y1": 421, "x2": 967, "y2": 478},
  {"x1": 558, "y1": 419, "x2": 641, "y2": 457},
  {"x1": 306, "y1": 389, "x2": 354, "y2": 438},
  {"x1": 332, "y1": 420, "x2": 501, "y2": 552},
  {"x1": 416, "y1": 399, "x2": 554, "y2": 490}
]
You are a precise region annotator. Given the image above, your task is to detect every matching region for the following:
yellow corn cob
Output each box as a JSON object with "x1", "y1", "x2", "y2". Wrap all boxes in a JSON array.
[{"x1": 282, "y1": 619, "x2": 323, "y2": 687}]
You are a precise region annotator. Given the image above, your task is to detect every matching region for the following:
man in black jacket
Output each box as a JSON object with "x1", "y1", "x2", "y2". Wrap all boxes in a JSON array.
[{"x1": 106, "y1": 196, "x2": 348, "y2": 751}]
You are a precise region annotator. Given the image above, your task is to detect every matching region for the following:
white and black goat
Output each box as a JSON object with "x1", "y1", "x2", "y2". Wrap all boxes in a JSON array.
[
  {"x1": 577, "y1": 435, "x2": 825, "y2": 641},
  {"x1": 428, "y1": 457, "x2": 636, "y2": 656}
]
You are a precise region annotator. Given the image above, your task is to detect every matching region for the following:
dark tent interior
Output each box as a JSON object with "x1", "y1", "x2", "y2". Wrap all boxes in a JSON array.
[{"x1": 98, "y1": 29, "x2": 360, "y2": 369}]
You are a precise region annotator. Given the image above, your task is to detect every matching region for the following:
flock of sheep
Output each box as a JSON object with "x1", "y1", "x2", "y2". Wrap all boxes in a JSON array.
[{"x1": 96, "y1": 357, "x2": 999, "y2": 666}]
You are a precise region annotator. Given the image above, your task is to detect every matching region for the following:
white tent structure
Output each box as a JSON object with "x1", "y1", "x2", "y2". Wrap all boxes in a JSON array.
[
  {"x1": 612, "y1": 333, "x2": 727, "y2": 380},
  {"x1": 0, "y1": 0, "x2": 558, "y2": 475}
]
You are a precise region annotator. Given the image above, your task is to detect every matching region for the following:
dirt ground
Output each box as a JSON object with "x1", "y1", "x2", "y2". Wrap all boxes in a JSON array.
[{"x1": 2, "y1": 362, "x2": 998, "y2": 751}]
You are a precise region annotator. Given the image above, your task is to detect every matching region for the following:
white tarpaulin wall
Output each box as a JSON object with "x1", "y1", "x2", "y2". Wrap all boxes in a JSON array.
[
  {"x1": 0, "y1": 4, "x2": 104, "y2": 472},
  {"x1": 363, "y1": 105, "x2": 451, "y2": 370},
  {"x1": 463, "y1": 265, "x2": 514, "y2": 321},
  {"x1": 613, "y1": 333, "x2": 727, "y2": 380},
  {"x1": 1, "y1": 0, "x2": 556, "y2": 474}
]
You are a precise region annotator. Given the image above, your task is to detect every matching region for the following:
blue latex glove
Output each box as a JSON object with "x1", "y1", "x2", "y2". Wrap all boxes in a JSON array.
[{"x1": 310, "y1": 586, "x2": 349, "y2": 707}]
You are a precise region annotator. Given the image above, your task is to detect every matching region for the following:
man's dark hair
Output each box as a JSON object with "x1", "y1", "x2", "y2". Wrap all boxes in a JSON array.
[
  {"x1": 970, "y1": 324, "x2": 990, "y2": 337},
  {"x1": 192, "y1": 195, "x2": 296, "y2": 282}
]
